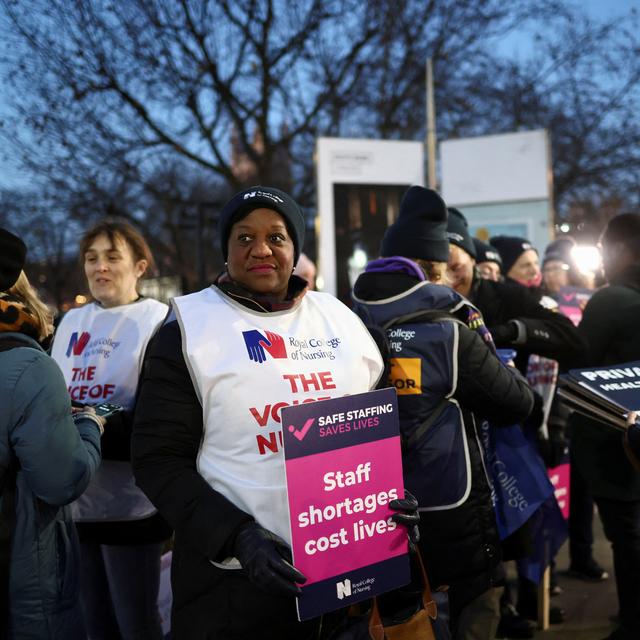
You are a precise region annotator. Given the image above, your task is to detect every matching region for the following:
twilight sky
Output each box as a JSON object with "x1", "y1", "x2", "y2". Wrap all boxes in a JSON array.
[{"x1": 0, "y1": 0, "x2": 638, "y2": 190}]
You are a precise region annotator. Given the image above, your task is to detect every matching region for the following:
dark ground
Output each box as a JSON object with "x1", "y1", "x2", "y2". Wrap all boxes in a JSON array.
[{"x1": 508, "y1": 514, "x2": 618, "y2": 640}]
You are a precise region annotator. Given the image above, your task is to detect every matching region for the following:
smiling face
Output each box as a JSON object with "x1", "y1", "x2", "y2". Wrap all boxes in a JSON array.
[
  {"x1": 84, "y1": 233, "x2": 147, "y2": 308},
  {"x1": 508, "y1": 249, "x2": 541, "y2": 286},
  {"x1": 477, "y1": 261, "x2": 501, "y2": 282},
  {"x1": 447, "y1": 243, "x2": 476, "y2": 297},
  {"x1": 226, "y1": 208, "x2": 295, "y2": 300}
]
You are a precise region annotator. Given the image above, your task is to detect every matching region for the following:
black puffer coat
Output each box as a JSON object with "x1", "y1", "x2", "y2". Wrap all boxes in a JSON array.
[
  {"x1": 469, "y1": 276, "x2": 584, "y2": 372},
  {"x1": 352, "y1": 271, "x2": 534, "y2": 619}
]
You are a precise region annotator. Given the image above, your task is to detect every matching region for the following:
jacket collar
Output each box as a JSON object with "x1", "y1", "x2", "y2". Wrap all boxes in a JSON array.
[
  {"x1": 0, "y1": 331, "x2": 43, "y2": 351},
  {"x1": 214, "y1": 272, "x2": 308, "y2": 313}
]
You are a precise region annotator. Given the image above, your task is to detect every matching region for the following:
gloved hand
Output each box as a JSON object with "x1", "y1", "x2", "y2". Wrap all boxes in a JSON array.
[
  {"x1": 389, "y1": 491, "x2": 420, "y2": 548},
  {"x1": 233, "y1": 522, "x2": 306, "y2": 597},
  {"x1": 489, "y1": 321, "x2": 518, "y2": 346}
]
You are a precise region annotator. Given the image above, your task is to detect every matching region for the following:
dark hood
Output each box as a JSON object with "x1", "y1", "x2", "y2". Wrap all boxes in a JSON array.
[{"x1": 352, "y1": 271, "x2": 467, "y2": 328}]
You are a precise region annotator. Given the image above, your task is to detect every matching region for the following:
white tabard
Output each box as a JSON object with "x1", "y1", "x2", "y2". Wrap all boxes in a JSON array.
[
  {"x1": 173, "y1": 287, "x2": 383, "y2": 562},
  {"x1": 51, "y1": 297, "x2": 168, "y2": 521}
]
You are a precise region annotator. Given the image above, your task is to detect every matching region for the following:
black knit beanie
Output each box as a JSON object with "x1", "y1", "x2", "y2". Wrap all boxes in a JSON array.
[
  {"x1": 380, "y1": 186, "x2": 449, "y2": 262},
  {"x1": 0, "y1": 227, "x2": 27, "y2": 291},
  {"x1": 218, "y1": 186, "x2": 305, "y2": 263},
  {"x1": 543, "y1": 237, "x2": 576, "y2": 268},
  {"x1": 473, "y1": 238, "x2": 502, "y2": 267},
  {"x1": 490, "y1": 236, "x2": 537, "y2": 276},
  {"x1": 446, "y1": 208, "x2": 477, "y2": 259}
]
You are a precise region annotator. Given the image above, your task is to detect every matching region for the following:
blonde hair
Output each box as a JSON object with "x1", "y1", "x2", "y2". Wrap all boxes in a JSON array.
[
  {"x1": 9, "y1": 271, "x2": 54, "y2": 341},
  {"x1": 415, "y1": 260, "x2": 451, "y2": 285}
]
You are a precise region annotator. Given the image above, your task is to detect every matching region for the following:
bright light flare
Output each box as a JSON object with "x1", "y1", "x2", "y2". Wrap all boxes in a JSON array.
[
  {"x1": 350, "y1": 248, "x2": 368, "y2": 269},
  {"x1": 571, "y1": 245, "x2": 601, "y2": 274}
]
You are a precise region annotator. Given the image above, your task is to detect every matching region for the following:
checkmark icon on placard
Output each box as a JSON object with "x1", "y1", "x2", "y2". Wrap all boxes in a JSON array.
[{"x1": 288, "y1": 418, "x2": 315, "y2": 441}]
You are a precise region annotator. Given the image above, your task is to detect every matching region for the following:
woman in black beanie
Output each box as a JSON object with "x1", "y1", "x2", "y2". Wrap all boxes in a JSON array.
[
  {"x1": 131, "y1": 186, "x2": 417, "y2": 639},
  {"x1": 473, "y1": 238, "x2": 503, "y2": 282},
  {"x1": 352, "y1": 186, "x2": 534, "y2": 640},
  {"x1": 490, "y1": 236, "x2": 542, "y2": 290}
]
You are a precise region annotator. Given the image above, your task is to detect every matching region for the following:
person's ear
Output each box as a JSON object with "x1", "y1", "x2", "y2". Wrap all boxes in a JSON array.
[{"x1": 135, "y1": 259, "x2": 148, "y2": 278}]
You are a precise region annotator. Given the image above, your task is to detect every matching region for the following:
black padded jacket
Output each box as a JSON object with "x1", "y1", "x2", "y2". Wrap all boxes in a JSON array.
[{"x1": 352, "y1": 271, "x2": 534, "y2": 619}]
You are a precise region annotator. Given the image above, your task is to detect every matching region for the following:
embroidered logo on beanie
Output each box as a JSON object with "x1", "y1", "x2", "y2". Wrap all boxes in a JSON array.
[
  {"x1": 243, "y1": 190, "x2": 285, "y2": 204},
  {"x1": 219, "y1": 186, "x2": 305, "y2": 263}
]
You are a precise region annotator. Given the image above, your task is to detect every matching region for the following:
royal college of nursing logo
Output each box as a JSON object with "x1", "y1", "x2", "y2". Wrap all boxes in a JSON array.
[
  {"x1": 336, "y1": 578, "x2": 352, "y2": 600},
  {"x1": 65, "y1": 331, "x2": 121, "y2": 360},
  {"x1": 66, "y1": 332, "x2": 91, "y2": 357},
  {"x1": 242, "y1": 329, "x2": 288, "y2": 364}
]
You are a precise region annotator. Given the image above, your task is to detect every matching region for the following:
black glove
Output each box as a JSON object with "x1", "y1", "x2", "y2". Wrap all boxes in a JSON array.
[
  {"x1": 490, "y1": 321, "x2": 518, "y2": 346},
  {"x1": 389, "y1": 491, "x2": 420, "y2": 547},
  {"x1": 233, "y1": 522, "x2": 306, "y2": 597}
]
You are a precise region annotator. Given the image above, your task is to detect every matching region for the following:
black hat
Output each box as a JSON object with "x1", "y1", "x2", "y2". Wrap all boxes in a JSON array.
[
  {"x1": 218, "y1": 186, "x2": 305, "y2": 263},
  {"x1": 380, "y1": 186, "x2": 449, "y2": 262},
  {"x1": 0, "y1": 227, "x2": 27, "y2": 291},
  {"x1": 490, "y1": 236, "x2": 537, "y2": 276},
  {"x1": 473, "y1": 238, "x2": 502, "y2": 267},
  {"x1": 543, "y1": 237, "x2": 576, "y2": 268},
  {"x1": 446, "y1": 208, "x2": 477, "y2": 259}
]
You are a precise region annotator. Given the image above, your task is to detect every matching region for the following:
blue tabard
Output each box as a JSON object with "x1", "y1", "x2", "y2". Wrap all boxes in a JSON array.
[{"x1": 352, "y1": 281, "x2": 478, "y2": 511}]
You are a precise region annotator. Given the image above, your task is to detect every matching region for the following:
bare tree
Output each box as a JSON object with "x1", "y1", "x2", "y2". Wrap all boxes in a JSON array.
[
  {"x1": 0, "y1": 1, "x2": 368, "y2": 201},
  {"x1": 0, "y1": 0, "x2": 564, "y2": 203},
  {"x1": 0, "y1": 189, "x2": 84, "y2": 307},
  {"x1": 1, "y1": 0, "x2": 637, "y2": 298},
  {"x1": 436, "y1": 11, "x2": 640, "y2": 215}
]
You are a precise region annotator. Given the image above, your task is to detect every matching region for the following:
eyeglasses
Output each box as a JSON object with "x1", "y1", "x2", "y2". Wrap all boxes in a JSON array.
[{"x1": 542, "y1": 263, "x2": 569, "y2": 274}]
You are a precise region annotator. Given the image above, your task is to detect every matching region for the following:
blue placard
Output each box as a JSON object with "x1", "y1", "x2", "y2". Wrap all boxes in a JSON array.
[{"x1": 568, "y1": 360, "x2": 640, "y2": 413}]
